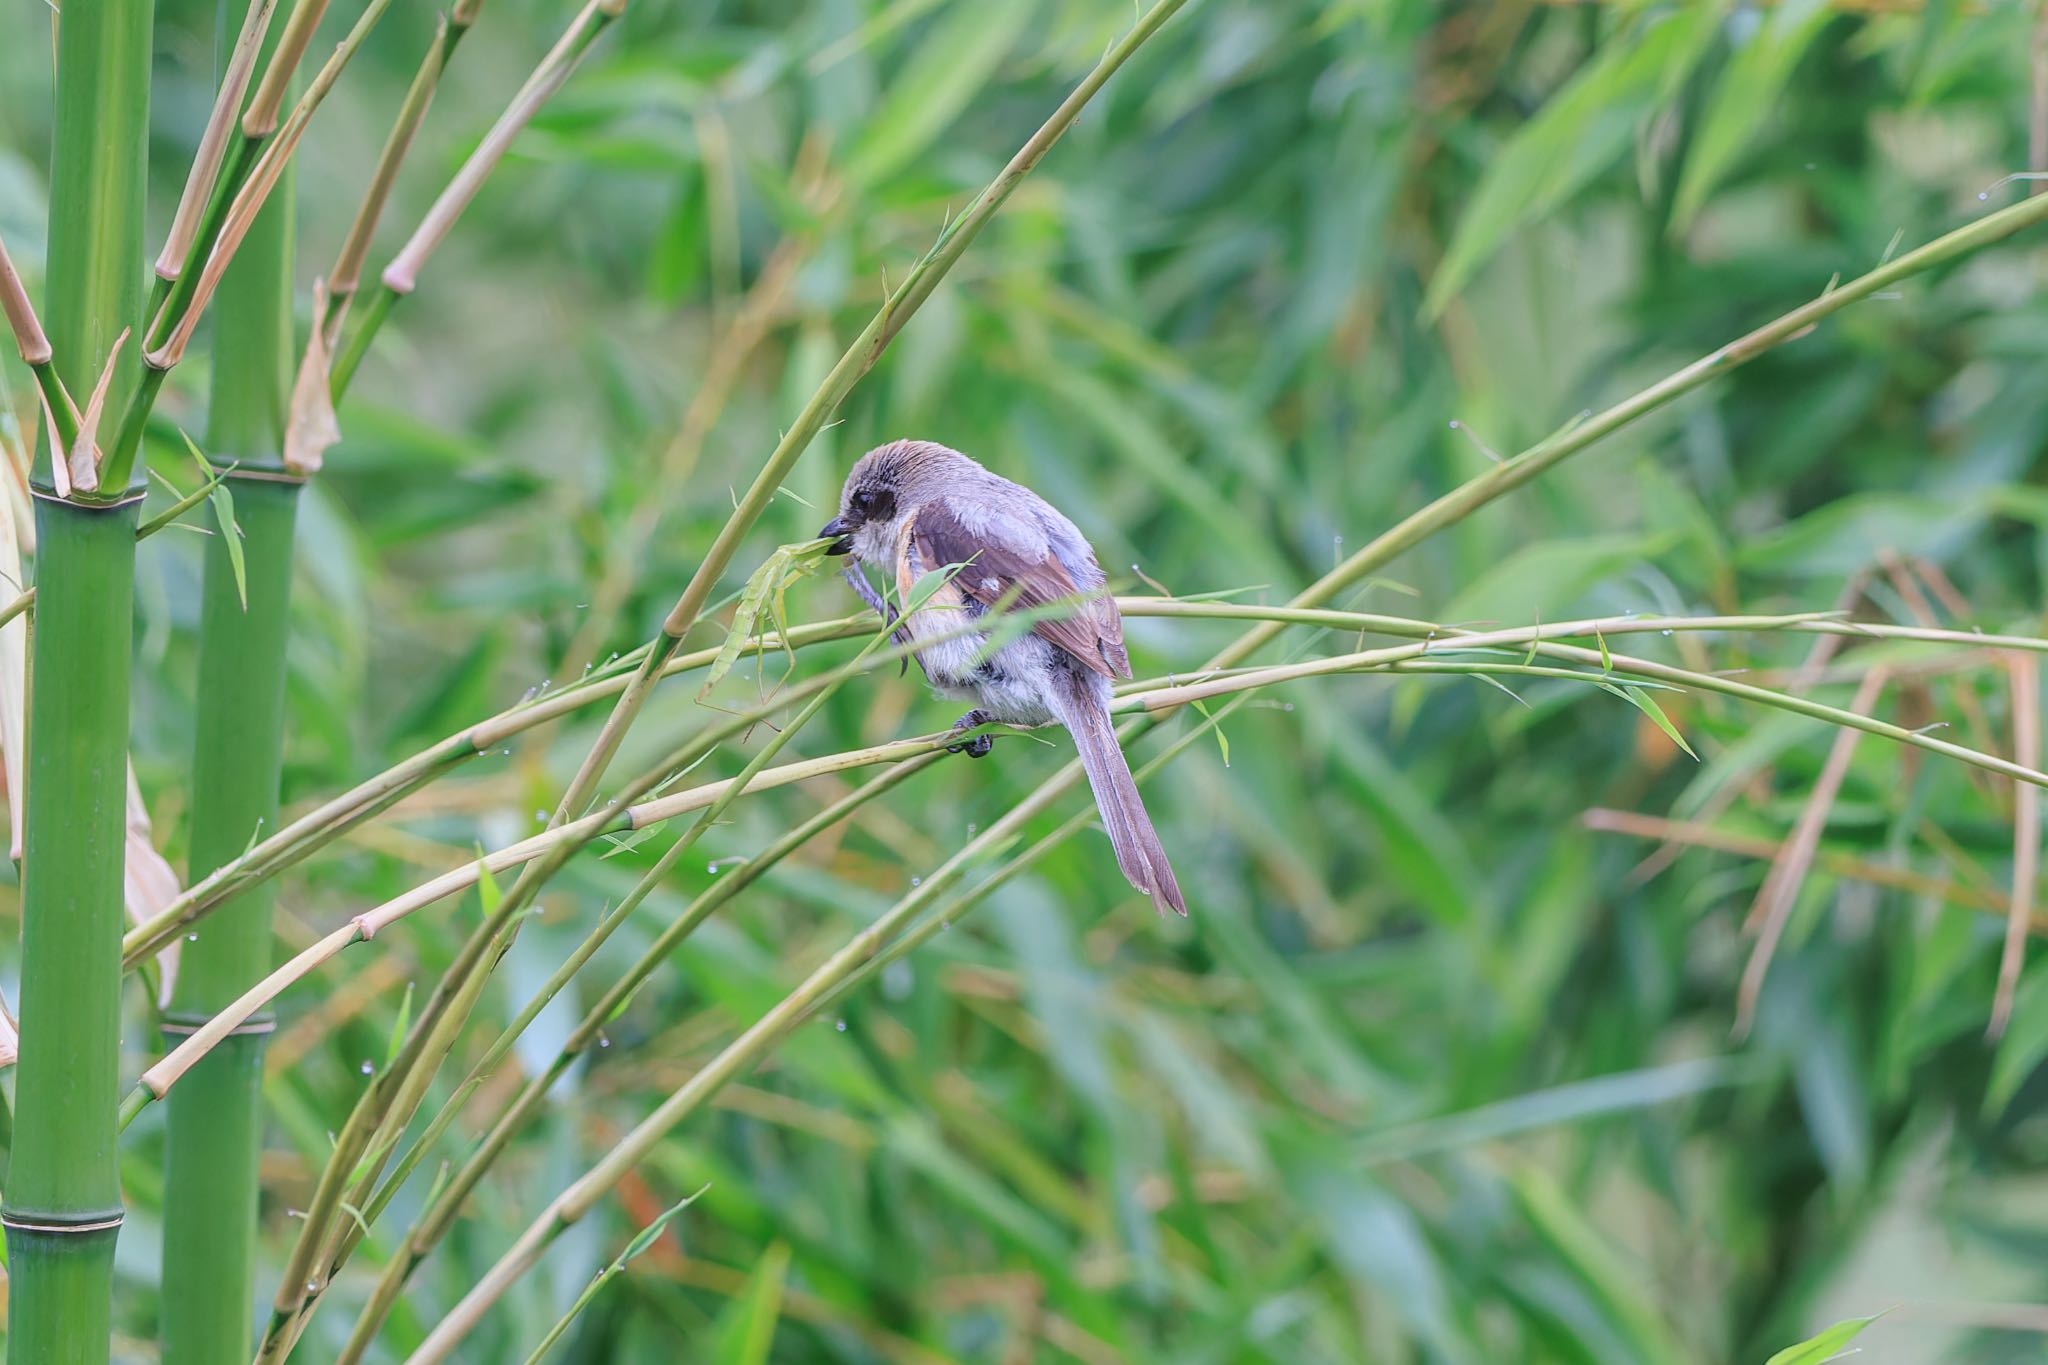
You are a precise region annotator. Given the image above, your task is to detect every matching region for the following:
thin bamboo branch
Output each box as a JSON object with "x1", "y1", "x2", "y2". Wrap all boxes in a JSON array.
[
  {"x1": 379, "y1": 0, "x2": 611, "y2": 298},
  {"x1": 321, "y1": 4, "x2": 479, "y2": 342},
  {"x1": 154, "y1": 0, "x2": 278, "y2": 282},
  {"x1": 1205, "y1": 188, "x2": 2048, "y2": 674},
  {"x1": 117, "y1": 600, "x2": 2048, "y2": 970},
  {"x1": 119, "y1": 616, "x2": 872, "y2": 966},
  {"x1": 0, "y1": 234, "x2": 54, "y2": 366},
  {"x1": 120, "y1": 732, "x2": 951, "y2": 1124},
  {"x1": 402, "y1": 694, "x2": 1241, "y2": 1364},
  {"x1": 241, "y1": 0, "x2": 330, "y2": 137}
]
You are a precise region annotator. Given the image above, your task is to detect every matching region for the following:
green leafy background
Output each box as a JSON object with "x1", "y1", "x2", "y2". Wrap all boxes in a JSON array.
[{"x1": 5, "y1": 0, "x2": 2048, "y2": 1360}]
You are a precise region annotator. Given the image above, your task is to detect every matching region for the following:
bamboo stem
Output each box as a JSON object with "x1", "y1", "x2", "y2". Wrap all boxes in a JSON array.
[
  {"x1": 116, "y1": 599, "x2": 2048, "y2": 971},
  {"x1": 37, "y1": 0, "x2": 152, "y2": 489},
  {"x1": 3, "y1": 0, "x2": 153, "y2": 1351},
  {"x1": 322, "y1": 1, "x2": 483, "y2": 341},
  {"x1": 159, "y1": 0, "x2": 305, "y2": 1341},
  {"x1": 328, "y1": 0, "x2": 612, "y2": 392},
  {"x1": 4, "y1": 492, "x2": 143, "y2": 1360},
  {"x1": 160, "y1": 484, "x2": 302, "y2": 1358}
]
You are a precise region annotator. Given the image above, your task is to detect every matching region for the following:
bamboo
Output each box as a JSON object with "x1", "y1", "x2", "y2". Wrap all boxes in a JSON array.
[
  {"x1": 3, "y1": 491, "x2": 142, "y2": 1360},
  {"x1": 3, "y1": 0, "x2": 153, "y2": 1352},
  {"x1": 118, "y1": 617, "x2": 875, "y2": 966},
  {"x1": 1207, "y1": 186, "x2": 2048, "y2": 673},
  {"x1": 159, "y1": 0, "x2": 303, "y2": 1335},
  {"x1": 113, "y1": 599, "x2": 2048, "y2": 972},
  {"x1": 332, "y1": 757, "x2": 943, "y2": 1361},
  {"x1": 37, "y1": 0, "x2": 152, "y2": 489},
  {"x1": 329, "y1": 0, "x2": 614, "y2": 391},
  {"x1": 321, "y1": 0, "x2": 486, "y2": 342},
  {"x1": 520, "y1": 0, "x2": 1202, "y2": 1035},
  {"x1": 277, "y1": 635, "x2": 907, "y2": 1360}
]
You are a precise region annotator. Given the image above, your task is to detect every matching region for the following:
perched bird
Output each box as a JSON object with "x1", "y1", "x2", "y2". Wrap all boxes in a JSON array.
[{"x1": 821, "y1": 439, "x2": 1186, "y2": 915}]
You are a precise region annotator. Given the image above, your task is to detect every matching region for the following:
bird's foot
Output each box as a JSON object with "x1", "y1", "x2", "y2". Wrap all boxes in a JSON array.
[{"x1": 948, "y1": 709, "x2": 995, "y2": 759}]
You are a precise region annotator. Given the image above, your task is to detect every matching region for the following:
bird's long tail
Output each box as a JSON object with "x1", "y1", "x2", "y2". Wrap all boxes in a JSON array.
[{"x1": 1048, "y1": 674, "x2": 1186, "y2": 916}]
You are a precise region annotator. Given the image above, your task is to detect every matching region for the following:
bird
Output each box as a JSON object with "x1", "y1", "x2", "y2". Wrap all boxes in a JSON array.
[{"x1": 820, "y1": 438, "x2": 1186, "y2": 916}]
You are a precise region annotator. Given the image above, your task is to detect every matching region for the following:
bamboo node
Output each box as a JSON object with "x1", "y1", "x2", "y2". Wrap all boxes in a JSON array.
[
  {"x1": 158, "y1": 1015, "x2": 277, "y2": 1037},
  {"x1": 0, "y1": 1211, "x2": 125, "y2": 1234}
]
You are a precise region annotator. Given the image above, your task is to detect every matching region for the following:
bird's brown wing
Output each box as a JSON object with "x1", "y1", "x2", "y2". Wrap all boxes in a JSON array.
[{"x1": 903, "y1": 501, "x2": 1128, "y2": 680}]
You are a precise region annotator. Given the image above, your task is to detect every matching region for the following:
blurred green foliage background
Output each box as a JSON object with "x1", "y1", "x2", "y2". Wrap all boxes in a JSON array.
[{"x1": 9, "y1": 0, "x2": 2048, "y2": 1360}]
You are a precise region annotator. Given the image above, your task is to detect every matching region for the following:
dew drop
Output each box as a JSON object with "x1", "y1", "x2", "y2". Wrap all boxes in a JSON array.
[
  {"x1": 1660, "y1": 629, "x2": 1674, "y2": 637},
  {"x1": 910, "y1": 876, "x2": 922, "y2": 887},
  {"x1": 941, "y1": 919, "x2": 952, "y2": 931},
  {"x1": 966, "y1": 822, "x2": 977, "y2": 833},
  {"x1": 834, "y1": 1018, "x2": 847, "y2": 1032},
  {"x1": 360, "y1": 1060, "x2": 373, "y2": 1075},
  {"x1": 598, "y1": 1030, "x2": 611, "y2": 1048},
  {"x1": 186, "y1": 933, "x2": 198, "y2": 942},
  {"x1": 306, "y1": 1282, "x2": 318, "y2": 1294},
  {"x1": 535, "y1": 809, "x2": 549, "y2": 822}
]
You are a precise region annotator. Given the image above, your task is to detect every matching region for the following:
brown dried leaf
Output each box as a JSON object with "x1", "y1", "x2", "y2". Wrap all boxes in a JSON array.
[
  {"x1": 126, "y1": 768, "x2": 184, "y2": 1005},
  {"x1": 285, "y1": 279, "x2": 342, "y2": 474},
  {"x1": 64, "y1": 326, "x2": 131, "y2": 495}
]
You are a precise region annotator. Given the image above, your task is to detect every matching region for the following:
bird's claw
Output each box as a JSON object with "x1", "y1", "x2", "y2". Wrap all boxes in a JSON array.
[{"x1": 948, "y1": 710, "x2": 995, "y2": 759}]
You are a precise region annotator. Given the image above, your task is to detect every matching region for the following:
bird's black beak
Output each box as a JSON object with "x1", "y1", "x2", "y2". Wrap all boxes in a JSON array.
[{"x1": 819, "y1": 515, "x2": 855, "y2": 556}]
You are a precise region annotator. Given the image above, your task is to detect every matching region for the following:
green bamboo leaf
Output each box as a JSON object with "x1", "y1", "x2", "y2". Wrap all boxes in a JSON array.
[
  {"x1": 1671, "y1": 0, "x2": 1833, "y2": 230},
  {"x1": 477, "y1": 858, "x2": 502, "y2": 917},
  {"x1": 1508, "y1": 1163, "x2": 1691, "y2": 1365},
  {"x1": 210, "y1": 481, "x2": 246, "y2": 610},
  {"x1": 698, "y1": 538, "x2": 835, "y2": 698},
  {"x1": 598, "y1": 826, "x2": 662, "y2": 859},
  {"x1": 1763, "y1": 1314, "x2": 1882, "y2": 1365},
  {"x1": 1616, "y1": 682, "x2": 1698, "y2": 760},
  {"x1": 519, "y1": 1187, "x2": 709, "y2": 1365},
  {"x1": 1424, "y1": 7, "x2": 1716, "y2": 317},
  {"x1": 1189, "y1": 698, "x2": 1229, "y2": 766},
  {"x1": 710, "y1": 1240, "x2": 791, "y2": 1365},
  {"x1": 843, "y1": 0, "x2": 1035, "y2": 187}
]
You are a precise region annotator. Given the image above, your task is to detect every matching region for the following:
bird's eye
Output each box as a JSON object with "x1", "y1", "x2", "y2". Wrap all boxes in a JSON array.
[{"x1": 851, "y1": 490, "x2": 870, "y2": 514}]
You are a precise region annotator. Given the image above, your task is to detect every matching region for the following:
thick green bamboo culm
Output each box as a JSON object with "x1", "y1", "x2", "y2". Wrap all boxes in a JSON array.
[
  {"x1": 5, "y1": 0, "x2": 154, "y2": 1355},
  {"x1": 160, "y1": 477, "x2": 300, "y2": 1364},
  {"x1": 37, "y1": 0, "x2": 153, "y2": 486},
  {"x1": 3, "y1": 493, "x2": 142, "y2": 1362},
  {"x1": 159, "y1": 0, "x2": 304, "y2": 1344}
]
